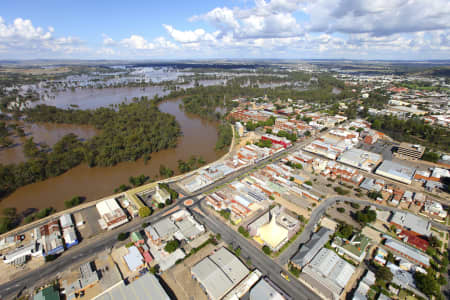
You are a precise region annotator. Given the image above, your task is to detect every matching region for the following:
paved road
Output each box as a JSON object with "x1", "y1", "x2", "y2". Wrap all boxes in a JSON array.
[
  {"x1": 1, "y1": 129, "x2": 448, "y2": 299},
  {"x1": 0, "y1": 137, "x2": 313, "y2": 300},
  {"x1": 191, "y1": 203, "x2": 320, "y2": 300},
  {"x1": 277, "y1": 196, "x2": 450, "y2": 265},
  {"x1": 0, "y1": 207, "x2": 182, "y2": 299}
]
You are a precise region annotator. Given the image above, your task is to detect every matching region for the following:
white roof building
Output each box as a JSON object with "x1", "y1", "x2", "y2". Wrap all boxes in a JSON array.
[
  {"x1": 337, "y1": 148, "x2": 382, "y2": 172},
  {"x1": 375, "y1": 161, "x2": 416, "y2": 184},
  {"x1": 390, "y1": 211, "x2": 431, "y2": 236},
  {"x1": 123, "y1": 246, "x2": 144, "y2": 272},
  {"x1": 59, "y1": 214, "x2": 74, "y2": 229},
  {"x1": 302, "y1": 248, "x2": 355, "y2": 300},
  {"x1": 96, "y1": 198, "x2": 128, "y2": 230}
]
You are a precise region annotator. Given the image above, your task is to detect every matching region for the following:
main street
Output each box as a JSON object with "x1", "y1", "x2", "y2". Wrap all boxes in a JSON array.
[
  {"x1": 277, "y1": 195, "x2": 449, "y2": 265},
  {"x1": 190, "y1": 203, "x2": 320, "y2": 300},
  {"x1": 0, "y1": 137, "x2": 312, "y2": 299},
  {"x1": 1, "y1": 129, "x2": 448, "y2": 299}
]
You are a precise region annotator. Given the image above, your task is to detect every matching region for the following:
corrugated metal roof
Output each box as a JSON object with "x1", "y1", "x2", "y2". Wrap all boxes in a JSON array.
[{"x1": 94, "y1": 273, "x2": 170, "y2": 300}]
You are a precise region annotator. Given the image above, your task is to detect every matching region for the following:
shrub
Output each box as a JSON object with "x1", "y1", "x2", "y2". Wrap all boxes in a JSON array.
[{"x1": 337, "y1": 207, "x2": 346, "y2": 213}]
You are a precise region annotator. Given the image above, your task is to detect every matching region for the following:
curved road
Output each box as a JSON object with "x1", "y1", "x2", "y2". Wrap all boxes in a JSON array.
[{"x1": 277, "y1": 195, "x2": 449, "y2": 265}]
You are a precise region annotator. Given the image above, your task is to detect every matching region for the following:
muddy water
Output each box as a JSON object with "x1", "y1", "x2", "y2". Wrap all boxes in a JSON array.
[
  {"x1": 0, "y1": 98, "x2": 223, "y2": 213},
  {"x1": 40, "y1": 86, "x2": 170, "y2": 109},
  {"x1": 0, "y1": 123, "x2": 99, "y2": 165}
]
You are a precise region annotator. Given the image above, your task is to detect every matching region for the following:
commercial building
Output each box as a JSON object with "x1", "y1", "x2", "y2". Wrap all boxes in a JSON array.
[
  {"x1": 3, "y1": 242, "x2": 42, "y2": 264},
  {"x1": 389, "y1": 211, "x2": 431, "y2": 237},
  {"x1": 375, "y1": 161, "x2": 416, "y2": 184},
  {"x1": 124, "y1": 246, "x2": 145, "y2": 272},
  {"x1": 261, "y1": 134, "x2": 292, "y2": 148},
  {"x1": 383, "y1": 235, "x2": 430, "y2": 268},
  {"x1": 302, "y1": 248, "x2": 355, "y2": 300},
  {"x1": 62, "y1": 262, "x2": 99, "y2": 299},
  {"x1": 396, "y1": 143, "x2": 425, "y2": 160},
  {"x1": 34, "y1": 286, "x2": 60, "y2": 300},
  {"x1": 145, "y1": 210, "x2": 205, "y2": 245},
  {"x1": 332, "y1": 233, "x2": 370, "y2": 263},
  {"x1": 337, "y1": 148, "x2": 382, "y2": 172},
  {"x1": 96, "y1": 198, "x2": 129, "y2": 230},
  {"x1": 39, "y1": 221, "x2": 65, "y2": 256},
  {"x1": 322, "y1": 161, "x2": 365, "y2": 185},
  {"x1": 59, "y1": 214, "x2": 78, "y2": 248},
  {"x1": 359, "y1": 178, "x2": 384, "y2": 193},
  {"x1": 191, "y1": 247, "x2": 249, "y2": 300},
  {"x1": 93, "y1": 273, "x2": 170, "y2": 300},
  {"x1": 249, "y1": 278, "x2": 286, "y2": 300},
  {"x1": 290, "y1": 227, "x2": 333, "y2": 269},
  {"x1": 423, "y1": 201, "x2": 448, "y2": 219}
]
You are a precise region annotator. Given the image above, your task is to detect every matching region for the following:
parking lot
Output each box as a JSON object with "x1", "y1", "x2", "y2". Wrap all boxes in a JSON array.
[
  {"x1": 74, "y1": 206, "x2": 102, "y2": 240},
  {"x1": 358, "y1": 140, "x2": 396, "y2": 161}
]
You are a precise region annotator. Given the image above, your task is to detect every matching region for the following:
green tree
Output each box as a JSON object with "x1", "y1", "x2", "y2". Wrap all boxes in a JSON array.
[
  {"x1": 375, "y1": 265, "x2": 393, "y2": 283},
  {"x1": 354, "y1": 207, "x2": 377, "y2": 224},
  {"x1": 64, "y1": 196, "x2": 83, "y2": 209},
  {"x1": 159, "y1": 165, "x2": 174, "y2": 178},
  {"x1": 262, "y1": 245, "x2": 272, "y2": 255},
  {"x1": 117, "y1": 232, "x2": 128, "y2": 241},
  {"x1": 138, "y1": 206, "x2": 152, "y2": 218},
  {"x1": 337, "y1": 223, "x2": 353, "y2": 239},
  {"x1": 238, "y1": 226, "x2": 250, "y2": 238},
  {"x1": 164, "y1": 239, "x2": 180, "y2": 253}
]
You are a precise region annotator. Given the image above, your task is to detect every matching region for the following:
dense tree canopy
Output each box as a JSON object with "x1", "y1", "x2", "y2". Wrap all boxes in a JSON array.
[
  {"x1": 368, "y1": 115, "x2": 449, "y2": 151},
  {"x1": 0, "y1": 97, "x2": 181, "y2": 198}
]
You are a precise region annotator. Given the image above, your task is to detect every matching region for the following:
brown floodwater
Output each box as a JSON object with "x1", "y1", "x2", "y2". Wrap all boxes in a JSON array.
[
  {"x1": 0, "y1": 98, "x2": 223, "y2": 213},
  {"x1": 0, "y1": 122, "x2": 100, "y2": 165}
]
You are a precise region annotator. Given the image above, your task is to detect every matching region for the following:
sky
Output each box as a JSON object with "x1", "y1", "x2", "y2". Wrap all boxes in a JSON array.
[{"x1": 0, "y1": 0, "x2": 449, "y2": 60}]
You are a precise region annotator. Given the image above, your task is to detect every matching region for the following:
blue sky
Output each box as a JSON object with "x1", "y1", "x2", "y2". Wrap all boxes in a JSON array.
[{"x1": 0, "y1": 0, "x2": 449, "y2": 60}]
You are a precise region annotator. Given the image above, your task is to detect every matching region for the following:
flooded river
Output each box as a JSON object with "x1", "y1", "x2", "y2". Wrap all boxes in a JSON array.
[
  {"x1": 0, "y1": 123, "x2": 99, "y2": 165},
  {"x1": 0, "y1": 97, "x2": 223, "y2": 213}
]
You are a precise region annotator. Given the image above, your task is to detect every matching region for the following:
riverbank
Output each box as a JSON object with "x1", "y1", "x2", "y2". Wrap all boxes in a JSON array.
[
  {"x1": 0, "y1": 124, "x2": 236, "y2": 239},
  {"x1": 0, "y1": 98, "x2": 224, "y2": 215}
]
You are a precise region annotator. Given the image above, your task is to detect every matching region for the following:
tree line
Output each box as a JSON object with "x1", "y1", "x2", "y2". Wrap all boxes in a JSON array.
[
  {"x1": 0, "y1": 97, "x2": 181, "y2": 198},
  {"x1": 367, "y1": 115, "x2": 449, "y2": 151}
]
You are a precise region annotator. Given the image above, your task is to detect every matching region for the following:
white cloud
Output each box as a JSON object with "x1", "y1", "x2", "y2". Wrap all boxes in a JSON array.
[
  {"x1": 0, "y1": 17, "x2": 85, "y2": 57},
  {"x1": 121, "y1": 35, "x2": 156, "y2": 50},
  {"x1": 163, "y1": 25, "x2": 218, "y2": 43},
  {"x1": 191, "y1": 0, "x2": 303, "y2": 40},
  {"x1": 303, "y1": 0, "x2": 450, "y2": 36}
]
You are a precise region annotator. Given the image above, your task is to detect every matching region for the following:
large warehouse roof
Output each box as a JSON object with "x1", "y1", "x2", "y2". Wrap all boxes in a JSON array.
[
  {"x1": 337, "y1": 148, "x2": 382, "y2": 171},
  {"x1": 291, "y1": 227, "x2": 332, "y2": 268},
  {"x1": 390, "y1": 211, "x2": 431, "y2": 237},
  {"x1": 375, "y1": 160, "x2": 415, "y2": 184},
  {"x1": 93, "y1": 273, "x2": 170, "y2": 300},
  {"x1": 191, "y1": 247, "x2": 249, "y2": 300}
]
